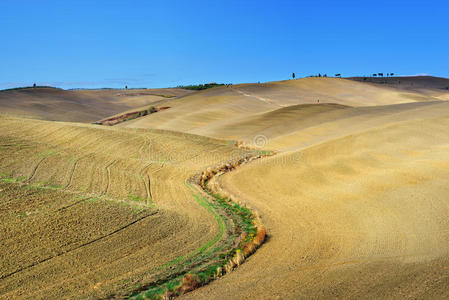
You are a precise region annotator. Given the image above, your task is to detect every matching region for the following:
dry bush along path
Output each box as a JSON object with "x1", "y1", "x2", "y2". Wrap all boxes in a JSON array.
[{"x1": 1, "y1": 76, "x2": 449, "y2": 299}]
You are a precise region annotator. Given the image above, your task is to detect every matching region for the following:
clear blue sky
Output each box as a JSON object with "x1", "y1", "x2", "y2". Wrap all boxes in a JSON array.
[{"x1": 1, "y1": 0, "x2": 448, "y2": 89}]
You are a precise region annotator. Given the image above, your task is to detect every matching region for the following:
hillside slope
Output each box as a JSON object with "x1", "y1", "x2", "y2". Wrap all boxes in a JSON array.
[
  {"x1": 2, "y1": 76, "x2": 449, "y2": 298},
  {"x1": 349, "y1": 75, "x2": 449, "y2": 90},
  {"x1": 0, "y1": 115, "x2": 252, "y2": 299},
  {"x1": 120, "y1": 77, "x2": 445, "y2": 140},
  {"x1": 0, "y1": 87, "x2": 193, "y2": 122},
  {"x1": 184, "y1": 100, "x2": 449, "y2": 299}
]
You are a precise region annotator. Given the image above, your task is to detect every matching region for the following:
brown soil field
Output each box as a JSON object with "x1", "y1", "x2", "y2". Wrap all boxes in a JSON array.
[
  {"x1": 0, "y1": 181, "x2": 160, "y2": 298},
  {"x1": 0, "y1": 87, "x2": 193, "y2": 122},
  {"x1": 348, "y1": 76, "x2": 449, "y2": 100}
]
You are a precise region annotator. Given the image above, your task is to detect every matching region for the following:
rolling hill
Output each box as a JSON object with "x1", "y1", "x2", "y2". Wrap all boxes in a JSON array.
[
  {"x1": 0, "y1": 114, "x2": 256, "y2": 298},
  {"x1": 119, "y1": 77, "x2": 449, "y2": 142},
  {"x1": 0, "y1": 87, "x2": 193, "y2": 122},
  {"x1": 1, "y1": 76, "x2": 448, "y2": 299},
  {"x1": 183, "y1": 89, "x2": 449, "y2": 299},
  {"x1": 348, "y1": 76, "x2": 449, "y2": 100}
]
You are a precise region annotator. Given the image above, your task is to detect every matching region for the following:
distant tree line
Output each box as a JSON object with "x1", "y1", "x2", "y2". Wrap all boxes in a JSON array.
[
  {"x1": 177, "y1": 83, "x2": 226, "y2": 90},
  {"x1": 291, "y1": 72, "x2": 396, "y2": 79},
  {"x1": 302, "y1": 73, "x2": 330, "y2": 78},
  {"x1": 371, "y1": 73, "x2": 395, "y2": 77}
]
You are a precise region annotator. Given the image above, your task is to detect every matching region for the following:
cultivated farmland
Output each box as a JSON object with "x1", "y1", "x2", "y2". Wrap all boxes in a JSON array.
[
  {"x1": 0, "y1": 115, "x2": 257, "y2": 299},
  {"x1": 1, "y1": 76, "x2": 449, "y2": 299}
]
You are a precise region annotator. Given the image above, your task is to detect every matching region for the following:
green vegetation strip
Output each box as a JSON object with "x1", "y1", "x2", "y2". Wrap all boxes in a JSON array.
[
  {"x1": 0, "y1": 173, "x2": 63, "y2": 189},
  {"x1": 128, "y1": 183, "x2": 230, "y2": 299},
  {"x1": 155, "y1": 183, "x2": 226, "y2": 269},
  {"x1": 129, "y1": 181, "x2": 258, "y2": 300}
]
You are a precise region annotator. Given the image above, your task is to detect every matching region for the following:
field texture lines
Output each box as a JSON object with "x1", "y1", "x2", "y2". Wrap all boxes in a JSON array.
[{"x1": 0, "y1": 115, "x2": 262, "y2": 299}]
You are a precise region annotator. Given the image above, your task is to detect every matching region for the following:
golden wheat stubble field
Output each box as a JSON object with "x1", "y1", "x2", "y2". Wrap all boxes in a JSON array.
[{"x1": 0, "y1": 115, "x2": 253, "y2": 299}]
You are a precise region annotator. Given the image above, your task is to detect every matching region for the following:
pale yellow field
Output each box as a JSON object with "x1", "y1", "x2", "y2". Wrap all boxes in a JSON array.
[
  {"x1": 119, "y1": 77, "x2": 449, "y2": 139},
  {"x1": 185, "y1": 100, "x2": 449, "y2": 299}
]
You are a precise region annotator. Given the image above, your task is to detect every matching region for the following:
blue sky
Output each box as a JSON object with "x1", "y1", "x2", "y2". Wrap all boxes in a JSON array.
[{"x1": 1, "y1": 0, "x2": 448, "y2": 89}]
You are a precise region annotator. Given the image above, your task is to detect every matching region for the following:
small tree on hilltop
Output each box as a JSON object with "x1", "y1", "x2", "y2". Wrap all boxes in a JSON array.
[{"x1": 292, "y1": 72, "x2": 295, "y2": 79}]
